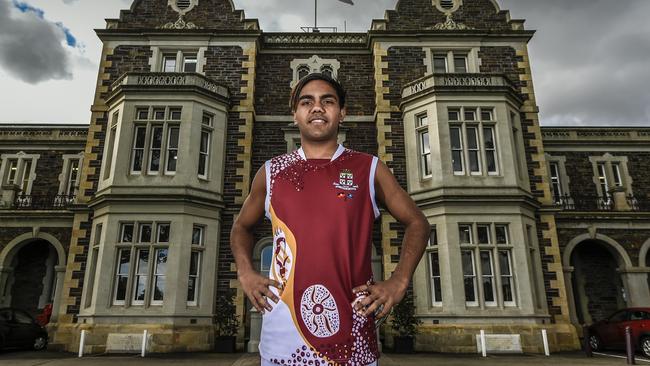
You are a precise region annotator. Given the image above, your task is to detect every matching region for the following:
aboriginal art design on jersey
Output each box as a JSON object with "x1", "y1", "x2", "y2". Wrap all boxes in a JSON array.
[
  {"x1": 300, "y1": 284, "x2": 340, "y2": 338},
  {"x1": 271, "y1": 227, "x2": 293, "y2": 293}
]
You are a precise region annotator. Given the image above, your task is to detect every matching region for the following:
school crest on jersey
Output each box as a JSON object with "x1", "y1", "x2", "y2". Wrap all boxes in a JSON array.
[{"x1": 333, "y1": 169, "x2": 359, "y2": 191}]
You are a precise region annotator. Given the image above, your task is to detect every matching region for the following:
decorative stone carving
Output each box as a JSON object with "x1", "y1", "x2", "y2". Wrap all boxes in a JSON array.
[
  {"x1": 430, "y1": 14, "x2": 473, "y2": 30},
  {"x1": 160, "y1": 15, "x2": 200, "y2": 30}
]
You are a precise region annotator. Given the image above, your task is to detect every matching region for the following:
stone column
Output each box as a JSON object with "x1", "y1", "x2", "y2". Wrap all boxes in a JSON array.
[
  {"x1": 50, "y1": 265, "x2": 67, "y2": 323},
  {"x1": 620, "y1": 268, "x2": 650, "y2": 307},
  {"x1": 247, "y1": 307, "x2": 262, "y2": 352},
  {"x1": 0, "y1": 266, "x2": 14, "y2": 307},
  {"x1": 563, "y1": 266, "x2": 580, "y2": 326}
]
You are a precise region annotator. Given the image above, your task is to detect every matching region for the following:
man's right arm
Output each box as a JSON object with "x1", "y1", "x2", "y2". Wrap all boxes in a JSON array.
[{"x1": 230, "y1": 164, "x2": 280, "y2": 313}]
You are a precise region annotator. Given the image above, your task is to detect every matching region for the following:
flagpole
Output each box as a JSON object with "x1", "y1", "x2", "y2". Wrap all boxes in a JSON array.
[{"x1": 314, "y1": 0, "x2": 317, "y2": 30}]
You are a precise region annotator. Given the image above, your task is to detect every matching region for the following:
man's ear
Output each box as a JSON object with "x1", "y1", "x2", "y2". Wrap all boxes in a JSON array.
[
  {"x1": 293, "y1": 112, "x2": 298, "y2": 125},
  {"x1": 339, "y1": 107, "x2": 347, "y2": 123}
]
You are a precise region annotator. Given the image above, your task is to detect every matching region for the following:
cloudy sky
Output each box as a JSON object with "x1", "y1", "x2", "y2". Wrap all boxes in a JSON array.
[{"x1": 0, "y1": 0, "x2": 649, "y2": 126}]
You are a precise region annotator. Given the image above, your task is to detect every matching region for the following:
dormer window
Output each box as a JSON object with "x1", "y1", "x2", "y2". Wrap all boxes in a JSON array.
[
  {"x1": 290, "y1": 55, "x2": 341, "y2": 88},
  {"x1": 151, "y1": 47, "x2": 206, "y2": 74}
]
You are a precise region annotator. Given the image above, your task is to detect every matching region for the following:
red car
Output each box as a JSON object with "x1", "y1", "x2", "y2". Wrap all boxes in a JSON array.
[{"x1": 588, "y1": 308, "x2": 650, "y2": 358}]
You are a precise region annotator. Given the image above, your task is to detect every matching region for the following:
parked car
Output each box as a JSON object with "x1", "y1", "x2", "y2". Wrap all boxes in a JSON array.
[
  {"x1": 588, "y1": 308, "x2": 650, "y2": 358},
  {"x1": 0, "y1": 308, "x2": 48, "y2": 351}
]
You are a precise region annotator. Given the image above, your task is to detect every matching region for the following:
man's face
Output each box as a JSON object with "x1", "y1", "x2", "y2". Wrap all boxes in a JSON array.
[{"x1": 293, "y1": 79, "x2": 346, "y2": 143}]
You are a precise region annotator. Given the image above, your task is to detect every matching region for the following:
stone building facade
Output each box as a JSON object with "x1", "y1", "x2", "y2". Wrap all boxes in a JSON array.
[{"x1": 1, "y1": 0, "x2": 649, "y2": 355}]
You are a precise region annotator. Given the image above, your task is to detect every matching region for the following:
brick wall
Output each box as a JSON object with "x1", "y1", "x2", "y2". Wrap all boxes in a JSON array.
[
  {"x1": 558, "y1": 151, "x2": 650, "y2": 207},
  {"x1": 254, "y1": 53, "x2": 375, "y2": 116},
  {"x1": 116, "y1": 0, "x2": 246, "y2": 30},
  {"x1": 203, "y1": 46, "x2": 251, "y2": 297},
  {"x1": 385, "y1": 0, "x2": 512, "y2": 32}
]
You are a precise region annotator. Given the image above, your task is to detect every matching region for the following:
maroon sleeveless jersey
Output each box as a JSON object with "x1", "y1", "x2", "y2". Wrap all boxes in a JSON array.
[{"x1": 260, "y1": 144, "x2": 380, "y2": 365}]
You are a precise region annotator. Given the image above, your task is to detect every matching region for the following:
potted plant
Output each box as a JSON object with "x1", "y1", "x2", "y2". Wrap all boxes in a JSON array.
[
  {"x1": 390, "y1": 292, "x2": 422, "y2": 353},
  {"x1": 214, "y1": 293, "x2": 240, "y2": 352}
]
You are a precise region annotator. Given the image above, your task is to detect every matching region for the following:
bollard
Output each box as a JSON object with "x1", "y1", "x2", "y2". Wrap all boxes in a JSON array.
[
  {"x1": 141, "y1": 329, "x2": 148, "y2": 358},
  {"x1": 480, "y1": 329, "x2": 487, "y2": 358},
  {"x1": 583, "y1": 325, "x2": 593, "y2": 357},
  {"x1": 541, "y1": 329, "x2": 550, "y2": 356},
  {"x1": 625, "y1": 326, "x2": 635, "y2": 365},
  {"x1": 78, "y1": 329, "x2": 86, "y2": 358}
]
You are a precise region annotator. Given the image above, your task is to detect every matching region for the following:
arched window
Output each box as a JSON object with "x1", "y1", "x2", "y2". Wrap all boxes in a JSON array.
[
  {"x1": 321, "y1": 65, "x2": 333, "y2": 78},
  {"x1": 298, "y1": 65, "x2": 310, "y2": 80},
  {"x1": 260, "y1": 245, "x2": 273, "y2": 278}
]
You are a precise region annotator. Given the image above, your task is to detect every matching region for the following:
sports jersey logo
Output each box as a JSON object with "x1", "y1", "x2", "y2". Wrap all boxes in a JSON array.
[{"x1": 333, "y1": 169, "x2": 359, "y2": 191}]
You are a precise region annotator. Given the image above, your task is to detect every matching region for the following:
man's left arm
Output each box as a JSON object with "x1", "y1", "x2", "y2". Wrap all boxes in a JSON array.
[{"x1": 353, "y1": 160, "x2": 430, "y2": 318}]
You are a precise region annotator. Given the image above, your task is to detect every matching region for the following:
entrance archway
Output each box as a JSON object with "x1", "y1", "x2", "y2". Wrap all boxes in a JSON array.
[
  {"x1": 0, "y1": 233, "x2": 66, "y2": 321},
  {"x1": 570, "y1": 240, "x2": 625, "y2": 324}
]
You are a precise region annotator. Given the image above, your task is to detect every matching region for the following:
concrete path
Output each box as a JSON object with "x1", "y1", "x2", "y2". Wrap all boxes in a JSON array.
[{"x1": 0, "y1": 351, "x2": 648, "y2": 365}]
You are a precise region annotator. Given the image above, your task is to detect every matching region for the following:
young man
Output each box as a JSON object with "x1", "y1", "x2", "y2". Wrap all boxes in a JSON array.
[{"x1": 230, "y1": 73, "x2": 429, "y2": 365}]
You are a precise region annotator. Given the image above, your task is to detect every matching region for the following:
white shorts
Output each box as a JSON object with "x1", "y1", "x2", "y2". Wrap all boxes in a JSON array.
[{"x1": 262, "y1": 359, "x2": 378, "y2": 366}]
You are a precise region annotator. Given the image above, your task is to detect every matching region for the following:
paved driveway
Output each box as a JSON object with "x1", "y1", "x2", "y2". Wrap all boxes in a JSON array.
[{"x1": 0, "y1": 351, "x2": 648, "y2": 365}]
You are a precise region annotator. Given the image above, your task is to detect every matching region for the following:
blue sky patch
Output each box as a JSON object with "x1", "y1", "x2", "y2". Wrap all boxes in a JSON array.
[
  {"x1": 55, "y1": 22, "x2": 78, "y2": 47},
  {"x1": 12, "y1": 0, "x2": 44, "y2": 19}
]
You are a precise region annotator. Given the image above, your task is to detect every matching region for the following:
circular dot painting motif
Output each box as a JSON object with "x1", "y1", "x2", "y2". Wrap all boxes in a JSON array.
[{"x1": 300, "y1": 284, "x2": 340, "y2": 338}]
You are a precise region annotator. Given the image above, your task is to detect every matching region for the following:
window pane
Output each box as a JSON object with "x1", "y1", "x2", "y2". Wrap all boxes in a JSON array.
[
  {"x1": 459, "y1": 225, "x2": 472, "y2": 244},
  {"x1": 260, "y1": 246, "x2": 272, "y2": 277},
  {"x1": 121, "y1": 224, "x2": 134, "y2": 243},
  {"x1": 153, "y1": 249, "x2": 168, "y2": 302},
  {"x1": 454, "y1": 56, "x2": 467, "y2": 73},
  {"x1": 428, "y1": 226, "x2": 438, "y2": 246},
  {"x1": 163, "y1": 56, "x2": 176, "y2": 72},
  {"x1": 483, "y1": 127, "x2": 497, "y2": 173},
  {"x1": 430, "y1": 251, "x2": 441, "y2": 277},
  {"x1": 115, "y1": 276, "x2": 128, "y2": 302},
  {"x1": 450, "y1": 127, "x2": 462, "y2": 149},
  {"x1": 169, "y1": 108, "x2": 182, "y2": 120},
  {"x1": 477, "y1": 225, "x2": 490, "y2": 244},
  {"x1": 137, "y1": 108, "x2": 149, "y2": 120},
  {"x1": 483, "y1": 127, "x2": 495, "y2": 149},
  {"x1": 189, "y1": 251, "x2": 199, "y2": 276},
  {"x1": 183, "y1": 56, "x2": 197, "y2": 72},
  {"x1": 495, "y1": 225, "x2": 508, "y2": 245},
  {"x1": 612, "y1": 163, "x2": 623, "y2": 187},
  {"x1": 433, "y1": 56, "x2": 447, "y2": 73},
  {"x1": 157, "y1": 224, "x2": 170, "y2": 243},
  {"x1": 417, "y1": 114, "x2": 428, "y2": 128},
  {"x1": 135, "y1": 127, "x2": 147, "y2": 147},
  {"x1": 462, "y1": 251, "x2": 476, "y2": 302},
  {"x1": 139, "y1": 224, "x2": 152, "y2": 243},
  {"x1": 133, "y1": 249, "x2": 149, "y2": 302},
  {"x1": 153, "y1": 109, "x2": 165, "y2": 120},
  {"x1": 192, "y1": 226, "x2": 203, "y2": 245},
  {"x1": 430, "y1": 251, "x2": 442, "y2": 303},
  {"x1": 118, "y1": 249, "x2": 131, "y2": 274},
  {"x1": 467, "y1": 127, "x2": 480, "y2": 173},
  {"x1": 464, "y1": 109, "x2": 477, "y2": 121},
  {"x1": 499, "y1": 251, "x2": 512, "y2": 276},
  {"x1": 166, "y1": 127, "x2": 179, "y2": 172},
  {"x1": 448, "y1": 109, "x2": 460, "y2": 121},
  {"x1": 202, "y1": 113, "x2": 213, "y2": 126},
  {"x1": 481, "y1": 109, "x2": 494, "y2": 121},
  {"x1": 480, "y1": 251, "x2": 495, "y2": 303},
  {"x1": 466, "y1": 127, "x2": 478, "y2": 149},
  {"x1": 149, "y1": 126, "x2": 163, "y2": 172}
]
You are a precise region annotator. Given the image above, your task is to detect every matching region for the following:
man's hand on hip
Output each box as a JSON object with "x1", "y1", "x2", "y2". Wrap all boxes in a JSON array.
[
  {"x1": 352, "y1": 277, "x2": 408, "y2": 319},
  {"x1": 239, "y1": 269, "x2": 281, "y2": 314}
]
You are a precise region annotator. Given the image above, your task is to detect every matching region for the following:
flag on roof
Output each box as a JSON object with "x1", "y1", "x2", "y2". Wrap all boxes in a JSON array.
[{"x1": 338, "y1": 0, "x2": 354, "y2": 4}]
